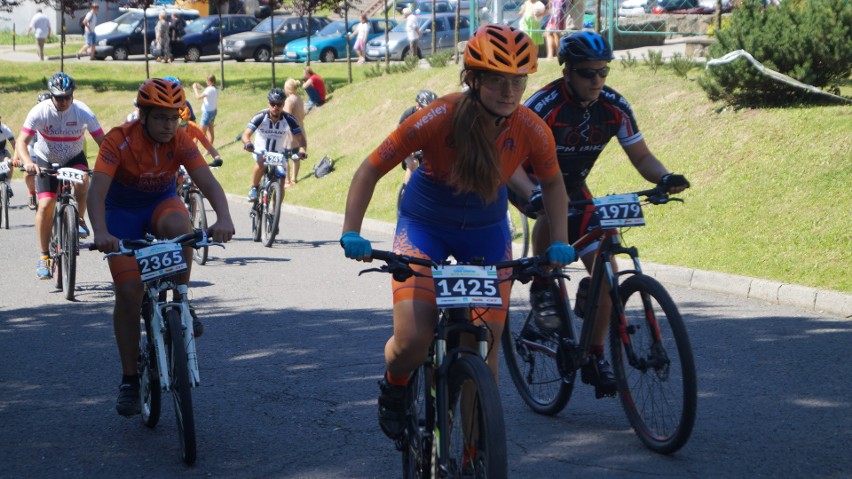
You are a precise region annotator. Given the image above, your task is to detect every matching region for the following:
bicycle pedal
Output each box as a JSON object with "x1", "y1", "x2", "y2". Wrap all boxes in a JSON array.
[{"x1": 594, "y1": 385, "x2": 617, "y2": 399}]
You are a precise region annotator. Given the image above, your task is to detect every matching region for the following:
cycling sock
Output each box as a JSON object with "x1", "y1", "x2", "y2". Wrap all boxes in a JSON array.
[
  {"x1": 590, "y1": 344, "x2": 604, "y2": 357},
  {"x1": 385, "y1": 370, "x2": 411, "y2": 387},
  {"x1": 122, "y1": 374, "x2": 140, "y2": 385}
]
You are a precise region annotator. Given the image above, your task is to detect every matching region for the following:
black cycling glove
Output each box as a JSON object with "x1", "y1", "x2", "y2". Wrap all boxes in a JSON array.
[
  {"x1": 243, "y1": 142, "x2": 255, "y2": 152},
  {"x1": 524, "y1": 189, "x2": 544, "y2": 219},
  {"x1": 659, "y1": 173, "x2": 690, "y2": 191}
]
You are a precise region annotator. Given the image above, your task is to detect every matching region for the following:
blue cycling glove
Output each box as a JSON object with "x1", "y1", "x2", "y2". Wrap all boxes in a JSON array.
[
  {"x1": 546, "y1": 241, "x2": 576, "y2": 266},
  {"x1": 340, "y1": 231, "x2": 372, "y2": 259}
]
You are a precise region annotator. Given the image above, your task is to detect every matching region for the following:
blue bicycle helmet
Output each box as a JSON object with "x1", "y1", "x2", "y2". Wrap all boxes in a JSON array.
[
  {"x1": 415, "y1": 90, "x2": 437, "y2": 108},
  {"x1": 162, "y1": 75, "x2": 182, "y2": 86},
  {"x1": 47, "y1": 72, "x2": 76, "y2": 97},
  {"x1": 268, "y1": 88, "x2": 286, "y2": 104},
  {"x1": 558, "y1": 31, "x2": 614, "y2": 66}
]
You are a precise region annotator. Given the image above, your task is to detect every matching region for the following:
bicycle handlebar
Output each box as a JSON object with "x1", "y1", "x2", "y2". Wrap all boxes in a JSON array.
[
  {"x1": 90, "y1": 229, "x2": 224, "y2": 257},
  {"x1": 365, "y1": 249, "x2": 564, "y2": 284}
]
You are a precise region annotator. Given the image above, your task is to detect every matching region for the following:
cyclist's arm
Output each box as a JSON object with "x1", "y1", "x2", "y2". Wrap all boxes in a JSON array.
[
  {"x1": 539, "y1": 173, "x2": 569, "y2": 245},
  {"x1": 240, "y1": 127, "x2": 254, "y2": 149},
  {"x1": 15, "y1": 131, "x2": 37, "y2": 173},
  {"x1": 91, "y1": 130, "x2": 105, "y2": 146},
  {"x1": 624, "y1": 140, "x2": 669, "y2": 183},
  {"x1": 292, "y1": 131, "x2": 307, "y2": 152},
  {"x1": 342, "y1": 159, "x2": 383, "y2": 234},
  {"x1": 87, "y1": 171, "x2": 121, "y2": 253},
  {"x1": 190, "y1": 167, "x2": 235, "y2": 243},
  {"x1": 507, "y1": 164, "x2": 538, "y2": 202}
]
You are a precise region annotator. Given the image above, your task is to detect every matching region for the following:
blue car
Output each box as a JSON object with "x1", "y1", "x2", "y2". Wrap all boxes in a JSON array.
[
  {"x1": 283, "y1": 18, "x2": 397, "y2": 63},
  {"x1": 173, "y1": 14, "x2": 259, "y2": 62}
]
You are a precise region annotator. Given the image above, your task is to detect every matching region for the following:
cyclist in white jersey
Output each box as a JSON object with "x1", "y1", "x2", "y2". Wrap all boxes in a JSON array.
[
  {"x1": 17, "y1": 72, "x2": 105, "y2": 279},
  {"x1": 240, "y1": 88, "x2": 307, "y2": 202}
]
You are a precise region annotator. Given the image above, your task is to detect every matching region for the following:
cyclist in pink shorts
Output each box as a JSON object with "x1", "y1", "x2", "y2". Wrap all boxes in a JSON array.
[{"x1": 88, "y1": 78, "x2": 234, "y2": 417}]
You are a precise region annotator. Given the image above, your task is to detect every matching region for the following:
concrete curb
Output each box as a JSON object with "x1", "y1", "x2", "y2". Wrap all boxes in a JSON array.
[{"x1": 263, "y1": 199, "x2": 851, "y2": 319}]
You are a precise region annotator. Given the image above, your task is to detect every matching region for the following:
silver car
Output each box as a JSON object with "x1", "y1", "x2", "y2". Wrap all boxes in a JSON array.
[{"x1": 365, "y1": 13, "x2": 470, "y2": 61}]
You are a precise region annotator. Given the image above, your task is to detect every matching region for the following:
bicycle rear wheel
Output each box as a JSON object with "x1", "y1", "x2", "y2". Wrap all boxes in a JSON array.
[
  {"x1": 61, "y1": 205, "x2": 78, "y2": 300},
  {"x1": 440, "y1": 355, "x2": 507, "y2": 478},
  {"x1": 261, "y1": 182, "x2": 282, "y2": 248},
  {"x1": 0, "y1": 181, "x2": 9, "y2": 230},
  {"x1": 610, "y1": 274, "x2": 697, "y2": 454},
  {"x1": 188, "y1": 192, "x2": 208, "y2": 265},
  {"x1": 502, "y1": 281, "x2": 575, "y2": 415},
  {"x1": 139, "y1": 297, "x2": 162, "y2": 428},
  {"x1": 166, "y1": 308, "x2": 196, "y2": 465}
]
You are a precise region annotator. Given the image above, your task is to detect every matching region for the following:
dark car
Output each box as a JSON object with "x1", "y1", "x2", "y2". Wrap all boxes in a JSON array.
[
  {"x1": 221, "y1": 14, "x2": 330, "y2": 62},
  {"x1": 94, "y1": 9, "x2": 200, "y2": 61},
  {"x1": 647, "y1": 0, "x2": 699, "y2": 12},
  {"x1": 172, "y1": 14, "x2": 259, "y2": 62}
]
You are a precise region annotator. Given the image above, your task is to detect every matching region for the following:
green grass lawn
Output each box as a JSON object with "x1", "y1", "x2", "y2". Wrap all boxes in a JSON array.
[{"x1": 0, "y1": 58, "x2": 849, "y2": 293}]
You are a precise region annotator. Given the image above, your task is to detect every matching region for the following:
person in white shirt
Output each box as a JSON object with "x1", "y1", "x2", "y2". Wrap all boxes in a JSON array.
[
  {"x1": 403, "y1": 8, "x2": 420, "y2": 59},
  {"x1": 192, "y1": 75, "x2": 219, "y2": 145},
  {"x1": 76, "y1": 3, "x2": 99, "y2": 61},
  {"x1": 27, "y1": 8, "x2": 51, "y2": 61},
  {"x1": 352, "y1": 13, "x2": 371, "y2": 64}
]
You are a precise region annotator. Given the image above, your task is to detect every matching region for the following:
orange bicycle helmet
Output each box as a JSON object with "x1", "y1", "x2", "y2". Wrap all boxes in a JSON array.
[
  {"x1": 464, "y1": 24, "x2": 537, "y2": 75},
  {"x1": 136, "y1": 78, "x2": 186, "y2": 109}
]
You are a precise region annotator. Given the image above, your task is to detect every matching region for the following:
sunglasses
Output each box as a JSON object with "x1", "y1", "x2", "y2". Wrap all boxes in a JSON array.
[
  {"x1": 570, "y1": 67, "x2": 610, "y2": 79},
  {"x1": 52, "y1": 95, "x2": 73, "y2": 102},
  {"x1": 269, "y1": 102, "x2": 283, "y2": 108}
]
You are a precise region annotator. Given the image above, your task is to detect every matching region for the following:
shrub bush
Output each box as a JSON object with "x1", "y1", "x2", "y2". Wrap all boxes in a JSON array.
[{"x1": 700, "y1": 0, "x2": 852, "y2": 106}]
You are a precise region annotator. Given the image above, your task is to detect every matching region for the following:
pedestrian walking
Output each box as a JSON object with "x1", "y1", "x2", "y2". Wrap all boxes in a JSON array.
[
  {"x1": 76, "y1": 3, "x2": 99, "y2": 61},
  {"x1": 27, "y1": 8, "x2": 51, "y2": 61}
]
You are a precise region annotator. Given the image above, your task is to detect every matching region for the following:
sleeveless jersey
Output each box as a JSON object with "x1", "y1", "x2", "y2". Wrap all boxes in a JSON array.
[
  {"x1": 524, "y1": 79, "x2": 643, "y2": 191},
  {"x1": 246, "y1": 110, "x2": 302, "y2": 153}
]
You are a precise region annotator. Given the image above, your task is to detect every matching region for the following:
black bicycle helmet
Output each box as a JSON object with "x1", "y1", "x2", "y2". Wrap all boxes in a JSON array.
[
  {"x1": 558, "y1": 31, "x2": 614, "y2": 66},
  {"x1": 36, "y1": 92, "x2": 52, "y2": 104},
  {"x1": 268, "y1": 88, "x2": 286, "y2": 104},
  {"x1": 416, "y1": 90, "x2": 438, "y2": 108},
  {"x1": 47, "y1": 72, "x2": 76, "y2": 97}
]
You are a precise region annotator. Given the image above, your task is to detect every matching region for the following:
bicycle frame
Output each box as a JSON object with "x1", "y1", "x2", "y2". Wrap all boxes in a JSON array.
[{"x1": 145, "y1": 280, "x2": 200, "y2": 390}]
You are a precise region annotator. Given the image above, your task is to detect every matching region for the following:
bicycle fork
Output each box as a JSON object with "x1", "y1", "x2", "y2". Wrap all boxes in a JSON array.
[{"x1": 149, "y1": 284, "x2": 201, "y2": 391}]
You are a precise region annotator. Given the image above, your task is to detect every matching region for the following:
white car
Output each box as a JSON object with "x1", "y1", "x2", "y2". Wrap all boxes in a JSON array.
[{"x1": 619, "y1": 0, "x2": 648, "y2": 16}]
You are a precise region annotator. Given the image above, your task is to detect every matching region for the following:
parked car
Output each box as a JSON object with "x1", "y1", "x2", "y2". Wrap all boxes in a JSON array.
[
  {"x1": 647, "y1": 0, "x2": 699, "y2": 13},
  {"x1": 94, "y1": 8, "x2": 200, "y2": 61},
  {"x1": 172, "y1": 14, "x2": 259, "y2": 62},
  {"x1": 365, "y1": 13, "x2": 470, "y2": 61},
  {"x1": 221, "y1": 15, "x2": 330, "y2": 62},
  {"x1": 283, "y1": 17, "x2": 397, "y2": 63}
]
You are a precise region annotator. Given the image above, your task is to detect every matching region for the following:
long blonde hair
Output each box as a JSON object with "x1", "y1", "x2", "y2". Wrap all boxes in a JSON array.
[{"x1": 450, "y1": 70, "x2": 502, "y2": 203}]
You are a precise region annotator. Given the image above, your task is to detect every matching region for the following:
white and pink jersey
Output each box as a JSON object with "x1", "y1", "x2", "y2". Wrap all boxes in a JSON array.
[{"x1": 22, "y1": 100, "x2": 104, "y2": 163}]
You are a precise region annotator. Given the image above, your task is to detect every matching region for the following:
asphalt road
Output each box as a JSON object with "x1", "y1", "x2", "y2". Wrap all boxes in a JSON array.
[{"x1": 1, "y1": 180, "x2": 850, "y2": 478}]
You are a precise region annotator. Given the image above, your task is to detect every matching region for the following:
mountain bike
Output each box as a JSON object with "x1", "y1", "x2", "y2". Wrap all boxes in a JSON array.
[
  {"x1": 99, "y1": 230, "x2": 223, "y2": 466},
  {"x1": 501, "y1": 186, "x2": 697, "y2": 454},
  {"x1": 249, "y1": 150, "x2": 297, "y2": 248},
  {"x1": 0, "y1": 160, "x2": 11, "y2": 230},
  {"x1": 177, "y1": 159, "x2": 222, "y2": 265},
  {"x1": 362, "y1": 250, "x2": 559, "y2": 478},
  {"x1": 41, "y1": 165, "x2": 90, "y2": 301}
]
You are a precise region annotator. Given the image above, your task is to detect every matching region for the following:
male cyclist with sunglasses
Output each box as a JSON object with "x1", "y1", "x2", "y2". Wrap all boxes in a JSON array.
[
  {"x1": 241, "y1": 88, "x2": 307, "y2": 202},
  {"x1": 511, "y1": 31, "x2": 690, "y2": 399},
  {"x1": 17, "y1": 72, "x2": 105, "y2": 279}
]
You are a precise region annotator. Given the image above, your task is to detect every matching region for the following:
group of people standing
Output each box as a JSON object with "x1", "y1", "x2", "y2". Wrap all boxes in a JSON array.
[
  {"x1": 154, "y1": 11, "x2": 187, "y2": 63},
  {"x1": 518, "y1": 0, "x2": 586, "y2": 59}
]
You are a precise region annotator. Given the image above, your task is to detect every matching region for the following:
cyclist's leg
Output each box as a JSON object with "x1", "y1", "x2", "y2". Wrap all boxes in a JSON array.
[
  {"x1": 33, "y1": 157, "x2": 58, "y2": 258},
  {"x1": 249, "y1": 154, "x2": 264, "y2": 197},
  {"x1": 151, "y1": 196, "x2": 194, "y2": 284},
  {"x1": 68, "y1": 155, "x2": 91, "y2": 232}
]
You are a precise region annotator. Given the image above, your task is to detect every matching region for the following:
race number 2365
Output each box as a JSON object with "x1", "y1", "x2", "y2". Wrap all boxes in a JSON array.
[{"x1": 135, "y1": 243, "x2": 188, "y2": 281}]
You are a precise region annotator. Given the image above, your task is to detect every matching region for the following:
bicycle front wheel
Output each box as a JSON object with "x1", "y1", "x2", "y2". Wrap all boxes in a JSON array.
[
  {"x1": 502, "y1": 281, "x2": 575, "y2": 415},
  {"x1": 610, "y1": 274, "x2": 697, "y2": 454},
  {"x1": 440, "y1": 355, "x2": 507, "y2": 478},
  {"x1": 166, "y1": 308, "x2": 196, "y2": 465},
  {"x1": 51, "y1": 210, "x2": 62, "y2": 290},
  {"x1": 261, "y1": 182, "x2": 282, "y2": 248},
  {"x1": 0, "y1": 181, "x2": 9, "y2": 229},
  {"x1": 403, "y1": 365, "x2": 430, "y2": 479},
  {"x1": 61, "y1": 205, "x2": 78, "y2": 300},
  {"x1": 139, "y1": 298, "x2": 162, "y2": 428},
  {"x1": 188, "y1": 192, "x2": 208, "y2": 265}
]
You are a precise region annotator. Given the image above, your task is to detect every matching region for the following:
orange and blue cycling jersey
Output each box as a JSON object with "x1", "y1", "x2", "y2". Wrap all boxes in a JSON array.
[
  {"x1": 369, "y1": 93, "x2": 561, "y2": 322},
  {"x1": 95, "y1": 119, "x2": 206, "y2": 209},
  {"x1": 181, "y1": 120, "x2": 214, "y2": 154}
]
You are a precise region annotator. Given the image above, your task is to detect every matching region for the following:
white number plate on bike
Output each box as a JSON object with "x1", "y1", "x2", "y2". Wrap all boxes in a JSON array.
[
  {"x1": 0, "y1": 161, "x2": 9, "y2": 174},
  {"x1": 135, "y1": 243, "x2": 188, "y2": 281},
  {"x1": 57, "y1": 167, "x2": 86, "y2": 184},
  {"x1": 264, "y1": 152, "x2": 286, "y2": 166},
  {"x1": 594, "y1": 194, "x2": 645, "y2": 228},
  {"x1": 432, "y1": 265, "x2": 500, "y2": 307}
]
